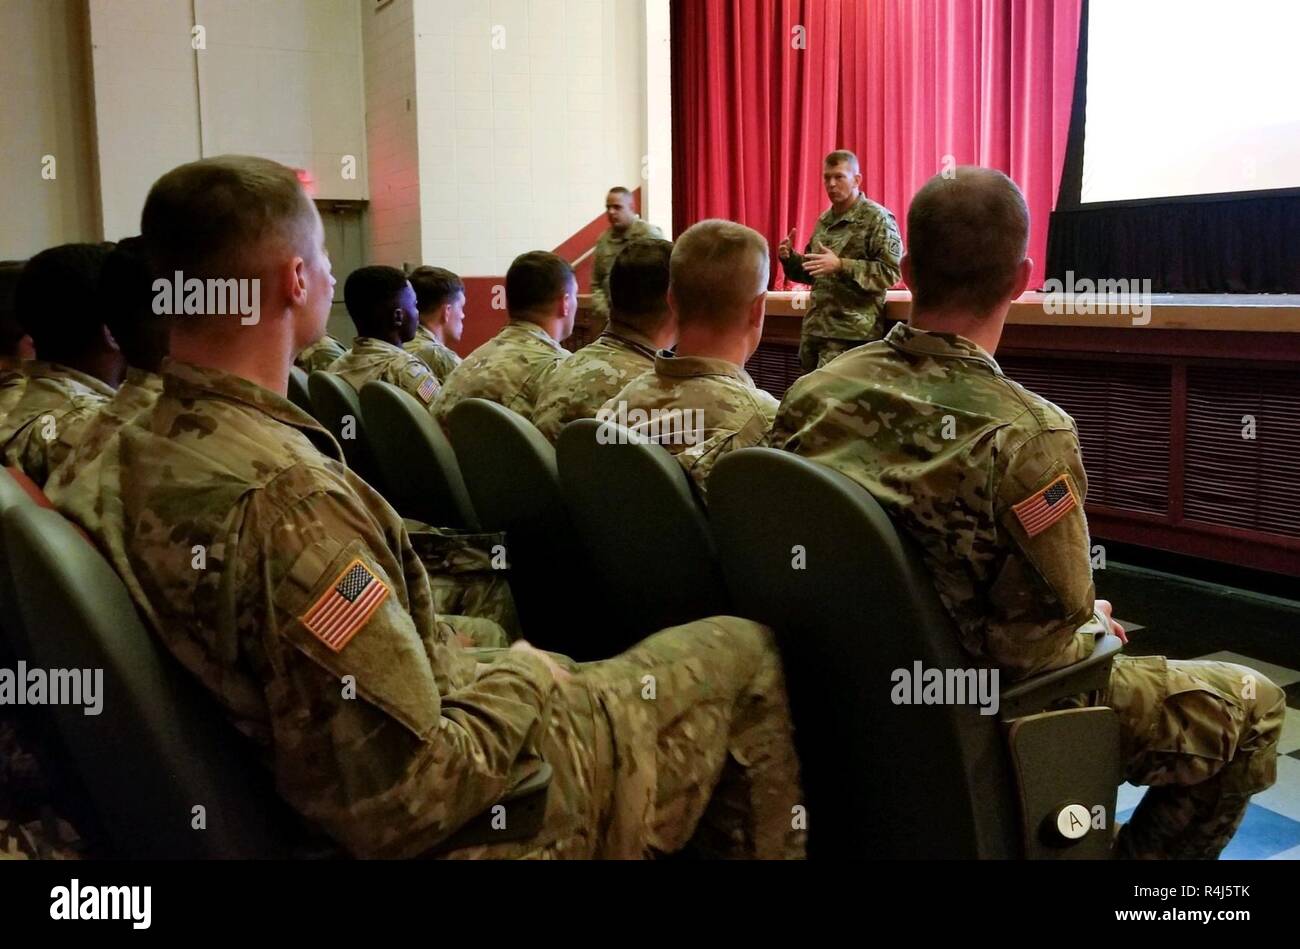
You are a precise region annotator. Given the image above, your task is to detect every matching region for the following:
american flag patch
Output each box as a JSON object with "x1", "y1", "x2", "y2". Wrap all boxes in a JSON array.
[
  {"x1": 301, "y1": 559, "x2": 390, "y2": 652},
  {"x1": 416, "y1": 375, "x2": 438, "y2": 404},
  {"x1": 1012, "y1": 474, "x2": 1078, "y2": 538}
]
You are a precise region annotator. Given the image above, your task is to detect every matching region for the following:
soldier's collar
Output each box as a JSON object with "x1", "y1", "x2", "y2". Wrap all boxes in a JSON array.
[
  {"x1": 820, "y1": 194, "x2": 868, "y2": 225},
  {"x1": 654, "y1": 350, "x2": 755, "y2": 385},
  {"x1": 504, "y1": 319, "x2": 565, "y2": 351},
  {"x1": 352, "y1": 336, "x2": 407, "y2": 355},
  {"x1": 159, "y1": 357, "x2": 344, "y2": 458},
  {"x1": 602, "y1": 323, "x2": 660, "y2": 358},
  {"x1": 885, "y1": 323, "x2": 1004, "y2": 374},
  {"x1": 25, "y1": 360, "x2": 117, "y2": 397}
]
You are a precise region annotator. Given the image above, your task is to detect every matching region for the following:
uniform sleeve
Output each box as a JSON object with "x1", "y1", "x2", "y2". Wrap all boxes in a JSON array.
[
  {"x1": 985, "y1": 428, "x2": 1098, "y2": 678},
  {"x1": 839, "y1": 209, "x2": 902, "y2": 294},
  {"x1": 252, "y1": 489, "x2": 558, "y2": 858},
  {"x1": 395, "y1": 361, "x2": 441, "y2": 413}
]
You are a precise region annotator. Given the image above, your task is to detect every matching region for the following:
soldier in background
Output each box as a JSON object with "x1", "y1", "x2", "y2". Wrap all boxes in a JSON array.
[
  {"x1": 295, "y1": 331, "x2": 347, "y2": 374},
  {"x1": 590, "y1": 187, "x2": 664, "y2": 334},
  {"x1": 54, "y1": 155, "x2": 804, "y2": 859},
  {"x1": 779, "y1": 150, "x2": 902, "y2": 372},
  {"x1": 328, "y1": 266, "x2": 442, "y2": 412},
  {"x1": 769, "y1": 166, "x2": 1284, "y2": 859},
  {"x1": 0, "y1": 244, "x2": 123, "y2": 486},
  {"x1": 601, "y1": 220, "x2": 776, "y2": 501},
  {"x1": 533, "y1": 238, "x2": 675, "y2": 443},
  {"x1": 405, "y1": 266, "x2": 466, "y2": 383},
  {"x1": 433, "y1": 251, "x2": 574, "y2": 425}
]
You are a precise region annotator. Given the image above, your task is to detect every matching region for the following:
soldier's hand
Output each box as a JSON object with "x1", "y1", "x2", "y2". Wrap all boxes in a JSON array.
[
  {"x1": 510, "y1": 639, "x2": 573, "y2": 685},
  {"x1": 1094, "y1": 599, "x2": 1128, "y2": 644},
  {"x1": 804, "y1": 242, "x2": 843, "y2": 277},
  {"x1": 778, "y1": 228, "x2": 797, "y2": 260}
]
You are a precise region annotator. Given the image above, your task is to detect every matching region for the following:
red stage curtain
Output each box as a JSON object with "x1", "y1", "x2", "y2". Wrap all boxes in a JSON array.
[{"x1": 671, "y1": 0, "x2": 1082, "y2": 290}]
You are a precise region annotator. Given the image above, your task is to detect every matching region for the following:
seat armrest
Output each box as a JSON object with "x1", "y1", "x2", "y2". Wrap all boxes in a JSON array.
[{"x1": 999, "y1": 634, "x2": 1123, "y2": 721}]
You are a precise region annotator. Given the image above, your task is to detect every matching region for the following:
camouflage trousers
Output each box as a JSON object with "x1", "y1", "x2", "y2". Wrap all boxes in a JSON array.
[
  {"x1": 408, "y1": 526, "x2": 520, "y2": 646},
  {"x1": 1101, "y1": 655, "x2": 1285, "y2": 859},
  {"x1": 798, "y1": 335, "x2": 868, "y2": 373},
  {"x1": 440, "y1": 617, "x2": 806, "y2": 859},
  {"x1": 0, "y1": 715, "x2": 87, "y2": 860}
]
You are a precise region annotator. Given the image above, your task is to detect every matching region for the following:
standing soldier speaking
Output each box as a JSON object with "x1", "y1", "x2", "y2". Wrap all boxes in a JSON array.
[{"x1": 779, "y1": 150, "x2": 903, "y2": 372}]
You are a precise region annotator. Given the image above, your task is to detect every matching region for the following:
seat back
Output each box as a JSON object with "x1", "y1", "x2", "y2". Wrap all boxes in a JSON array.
[
  {"x1": 287, "y1": 366, "x2": 314, "y2": 416},
  {"x1": 0, "y1": 467, "x2": 39, "y2": 660},
  {"x1": 307, "y1": 371, "x2": 386, "y2": 492},
  {"x1": 360, "y1": 381, "x2": 480, "y2": 530},
  {"x1": 3, "y1": 505, "x2": 295, "y2": 858},
  {"x1": 556, "y1": 418, "x2": 730, "y2": 647},
  {"x1": 709, "y1": 449, "x2": 1020, "y2": 859},
  {"x1": 447, "y1": 399, "x2": 605, "y2": 658}
]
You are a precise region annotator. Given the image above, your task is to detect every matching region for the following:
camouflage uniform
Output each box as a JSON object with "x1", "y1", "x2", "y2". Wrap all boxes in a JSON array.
[
  {"x1": 53, "y1": 357, "x2": 804, "y2": 859},
  {"x1": 590, "y1": 218, "x2": 666, "y2": 332},
  {"x1": 532, "y1": 324, "x2": 658, "y2": 443},
  {"x1": 780, "y1": 195, "x2": 903, "y2": 372},
  {"x1": 433, "y1": 320, "x2": 570, "y2": 426},
  {"x1": 601, "y1": 352, "x2": 779, "y2": 501},
  {"x1": 329, "y1": 337, "x2": 441, "y2": 412},
  {"x1": 0, "y1": 361, "x2": 114, "y2": 486},
  {"x1": 768, "y1": 322, "x2": 1285, "y2": 858},
  {"x1": 404, "y1": 325, "x2": 462, "y2": 383},
  {"x1": 295, "y1": 333, "x2": 348, "y2": 375},
  {"x1": 0, "y1": 364, "x2": 27, "y2": 421}
]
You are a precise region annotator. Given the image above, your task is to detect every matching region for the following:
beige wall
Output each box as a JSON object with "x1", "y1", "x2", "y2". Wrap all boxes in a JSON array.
[
  {"x1": 87, "y1": 0, "x2": 368, "y2": 241},
  {"x1": 0, "y1": 0, "x2": 100, "y2": 259},
  {"x1": 362, "y1": 0, "x2": 423, "y2": 268},
  {"x1": 411, "y1": 0, "x2": 649, "y2": 276}
]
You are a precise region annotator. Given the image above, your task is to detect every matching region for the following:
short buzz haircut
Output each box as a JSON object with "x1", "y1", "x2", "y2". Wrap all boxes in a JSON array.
[
  {"x1": 99, "y1": 236, "x2": 168, "y2": 372},
  {"x1": 609, "y1": 238, "x2": 673, "y2": 334},
  {"x1": 607, "y1": 187, "x2": 632, "y2": 199},
  {"x1": 344, "y1": 265, "x2": 410, "y2": 333},
  {"x1": 824, "y1": 150, "x2": 860, "y2": 174},
  {"x1": 408, "y1": 266, "x2": 464, "y2": 314},
  {"x1": 669, "y1": 220, "x2": 770, "y2": 326},
  {"x1": 141, "y1": 155, "x2": 319, "y2": 282},
  {"x1": 906, "y1": 166, "x2": 1029, "y2": 315},
  {"x1": 505, "y1": 251, "x2": 575, "y2": 318},
  {"x1": 14, "y1": 243, "x2": 114, "y2": 362}
]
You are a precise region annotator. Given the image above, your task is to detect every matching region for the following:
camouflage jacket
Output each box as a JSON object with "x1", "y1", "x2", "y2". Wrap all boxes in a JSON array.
[
  {"x1": 0, "y1": 361, "x2": 114, "y2": 486},
  {"x1": 600, "y1": 352, "x2": 779, "y2": 499},
  {"x1": 329, "y1": 337, "x2": 441, "y2": 411},
  {"x1": 404, "y1": 325, "x2": 462, "y2": 383},
  {"x1": 780, "y1": 195, "x2": 902, "y2": 342},
  {"x1": 51, "y1": 358, "x2": 559, "y2": 858},
  {"x1": 0, "y1": 365, "x2": 27, "y2": 421},
  {"x1": 434, "y1": 320, "x2": 569, "y2": 425},
  {"x1": 768, "y1": 323, "x2": 1101, "y2": 679},
  {"x1": 590, "y1": 219, "x2": 666, "y2": 325},
  {"x1": 45, "y1": 368, "x2": 164, "y2": 524},
  {"x1": 532, "y1": 325, "x2": 658, "y2": 443},
  {"x1": 295, "y1": 334, "x2": 348, "y2": 375}
]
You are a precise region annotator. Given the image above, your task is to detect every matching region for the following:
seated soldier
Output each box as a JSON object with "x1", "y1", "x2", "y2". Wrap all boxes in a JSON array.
[
  {"x1": 0, "y1": 261, "x2": 35, "y2": 419},
  {"x1": 600, "y1": 220, "x2": 777, "y2": 500},
  {"x1": 294, "y1": 331, "x2": 347, "y2": 374},
  {"x1": 0, "y1": 244, "x2": 124, "y2": 485},
  {"x1": 46, "y1": 237, "x2": 168, "y2": 520},
  {"x1": 328, "y1": 266, "x2": 442, "y2": 412},
  {"x1": 533, "y1": 238, "x2": 675, "y2": 443},
  {"x1": 405, "y1": 266, "x2": 466, "y2": 383},
  {"x1": 55, "y1": 155, "x2": 804, "y2": 860},
  {"x1": 768, "y1": 167, "x2": 1284, "y2": 859},
  {"x1": 433, "y1": 251, "x2": 574, "y2": 425}
]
